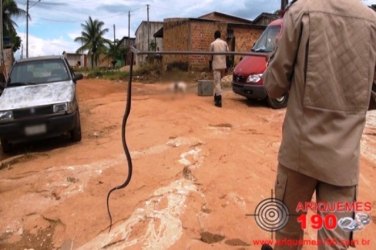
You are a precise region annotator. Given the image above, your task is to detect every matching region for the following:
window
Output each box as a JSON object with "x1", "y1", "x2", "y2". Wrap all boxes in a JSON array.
[{"x1": 9, "y1": 59, "x2": 70, "y2": 86}]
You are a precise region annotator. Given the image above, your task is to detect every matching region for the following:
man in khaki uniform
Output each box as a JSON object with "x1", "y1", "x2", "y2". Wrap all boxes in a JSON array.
[
  {"x1": 264, "y1": 0, "x2": 376, "y2": 249},
  {"x1": 210, "y1": 30, "x2": 229, "y2": 107}
]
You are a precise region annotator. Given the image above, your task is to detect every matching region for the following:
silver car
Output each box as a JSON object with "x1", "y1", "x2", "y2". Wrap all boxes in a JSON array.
[{"x1": 0, "y1": 56, "x2": 83, "y2": 153}]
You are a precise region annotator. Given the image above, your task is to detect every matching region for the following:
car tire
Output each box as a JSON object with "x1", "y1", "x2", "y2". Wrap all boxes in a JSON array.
[
  {"x1": 0, "y1": 138, "x2": 12, "y2": 154},
  {"x1": 71, "y1": 112, "x2": 82, "y2": 142},
  {"x1": 267, "y1": 94, "x2": 288, "y2": 109}
]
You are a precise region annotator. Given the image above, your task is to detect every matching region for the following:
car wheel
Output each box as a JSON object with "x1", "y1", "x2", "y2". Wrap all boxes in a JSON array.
[
  {"x1": 71, "y1": 112, "x2": 82, "y2": 142},
  {"x1": 267, "y1": 94, "x2": 289, "y2": 109},
  {"x1": 0, "y1": 138, "x2": 12, "y2": 154}
]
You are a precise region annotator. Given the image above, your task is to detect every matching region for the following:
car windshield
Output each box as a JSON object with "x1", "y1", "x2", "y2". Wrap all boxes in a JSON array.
[
  {"x1": 8, "y1": 59, "x2": 70, "y2": 87},
  {"x1": 252, "y1": 25, "x2": 281, "y2": 53}
]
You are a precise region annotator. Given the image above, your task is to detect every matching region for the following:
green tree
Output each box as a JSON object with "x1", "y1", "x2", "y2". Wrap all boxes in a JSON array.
[
  {"x1": 106, "y1": 39, "x2": 127, "y2": 68},
  {"x1": 3, "y1": 0, "x2": 28, "y2": 52},
  {"x1": 74, "y1": 16, "x2": 110, "y2": 68}
]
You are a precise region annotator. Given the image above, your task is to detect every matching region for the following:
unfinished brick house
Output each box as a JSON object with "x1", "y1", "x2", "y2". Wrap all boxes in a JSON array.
[{"x1": 156, "y1": 12, "x2": 272, "y2": 71}]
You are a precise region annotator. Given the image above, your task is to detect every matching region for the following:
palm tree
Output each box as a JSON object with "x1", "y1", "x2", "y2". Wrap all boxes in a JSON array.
[
  {"x1": 3, "y1": 0, "x2": 28, "y2": 52},
  {"x1": 74, "y1": 17, "x2": 110, "y2": 68}
]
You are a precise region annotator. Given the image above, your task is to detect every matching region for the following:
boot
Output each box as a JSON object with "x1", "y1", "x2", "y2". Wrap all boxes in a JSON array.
[
  {"x1": 214, "y1": 95, "x2": 222, "y2": 108},
  {"x1": 261, "y1": 244, "x2": 273, "y2": 250}
]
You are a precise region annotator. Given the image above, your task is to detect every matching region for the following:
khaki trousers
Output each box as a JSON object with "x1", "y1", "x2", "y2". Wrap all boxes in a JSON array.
[
  {"x1": 213, "y1": 69, "x2": 225, "y2": 96},
  {"x1": 274, "y1": 164, "x2": 356, "y2": 250}
]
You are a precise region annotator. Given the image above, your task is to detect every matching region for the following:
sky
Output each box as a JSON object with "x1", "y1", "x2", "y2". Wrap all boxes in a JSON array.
[{"x1": 13, "y1": 0, "x2": 376, "y2": 58}]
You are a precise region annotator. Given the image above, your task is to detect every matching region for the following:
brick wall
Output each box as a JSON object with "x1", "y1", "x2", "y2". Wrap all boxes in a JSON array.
[
  {"x1": 162, "y1": 18, "x2": 190, "y2": 70},
  {"x1": 233, "y1": 27, "x2": 263, "y2": 64},
  {"x1": 162, "y1": 18, "x2": 265, "y2": 71},
  {"x1": 189, "y1": 21, "x2": 227, "y2": 71}
]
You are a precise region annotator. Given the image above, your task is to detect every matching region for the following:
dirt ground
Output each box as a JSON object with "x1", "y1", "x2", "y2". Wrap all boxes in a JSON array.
[{"x1": 0, "y1": 79, "x2": 375, "y2": 250}]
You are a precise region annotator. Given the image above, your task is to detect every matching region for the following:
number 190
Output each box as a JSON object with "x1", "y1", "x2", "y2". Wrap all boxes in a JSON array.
[{"x1": 297, "y1": 214, "x2": 337, "y2": 230}]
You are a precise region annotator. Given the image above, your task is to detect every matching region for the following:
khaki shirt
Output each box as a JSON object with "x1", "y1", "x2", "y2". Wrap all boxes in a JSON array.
[
  {"x1": 210, "y1": 38, "x2": 229, "y2": 70},
  {"x1": 264, "y1": 0, "x2": 376, "y2": 186}
]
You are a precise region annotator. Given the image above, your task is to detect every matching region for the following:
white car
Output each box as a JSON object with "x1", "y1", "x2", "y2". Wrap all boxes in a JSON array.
[{"x1": 0, "y1": 56, "x2": 83, "y2": 153}]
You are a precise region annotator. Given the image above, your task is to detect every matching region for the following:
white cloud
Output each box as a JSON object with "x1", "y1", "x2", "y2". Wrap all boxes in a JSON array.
[{"x1": 18, "y1": 32, "x2": 77, "y2": 58}]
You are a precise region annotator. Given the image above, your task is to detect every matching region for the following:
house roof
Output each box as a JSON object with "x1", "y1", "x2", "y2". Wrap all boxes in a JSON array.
[
  {"x1": 198, "y1": 11, "x2": 253, "y2": 24},
  {"x1": 119, "y1": 36, "x2": 135, "y2": 44},
  {"x1": 252, "y1": 12, "x2": 279, "y2": 24}
]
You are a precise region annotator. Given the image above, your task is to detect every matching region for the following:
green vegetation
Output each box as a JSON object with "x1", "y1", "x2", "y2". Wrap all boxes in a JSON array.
[
  {"x1": 3, "y1": 0, "x2": 27, "y2": 52},
  {"x1": 106, "y1": 39, "x2": 127, "y2": 69},
  {"x1": 75, "y1": 17, "x2": 111, "y2": 68}
]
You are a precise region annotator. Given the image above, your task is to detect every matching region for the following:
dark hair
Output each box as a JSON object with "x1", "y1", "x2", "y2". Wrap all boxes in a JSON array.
[{"x1": 214, "y1": 30, "x2": 221, "y2": 39}]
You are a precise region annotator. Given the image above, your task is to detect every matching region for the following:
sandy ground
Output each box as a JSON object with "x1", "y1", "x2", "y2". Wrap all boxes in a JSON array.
[{"x1": 0, "y1": 79, "x2": 375, "y2": 250}]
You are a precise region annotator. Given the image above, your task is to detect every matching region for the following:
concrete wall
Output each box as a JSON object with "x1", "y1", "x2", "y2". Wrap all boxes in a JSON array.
[
  {"x1": 119, "y1": 37, "x2": 135, "y2": 66},
  {"x1": 66, "y1": 54, "x2": 86, "y2": 68},
  {"x1": 135, "y1": 21, "x2": 163, "y2": 65}
]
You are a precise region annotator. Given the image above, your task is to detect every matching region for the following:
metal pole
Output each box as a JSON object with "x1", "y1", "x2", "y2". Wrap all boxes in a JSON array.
[
  {"x1": 129, "y1": 46, "x2": 269, "y2": 57},
  {"x1": 26, "y1": 0, "x2": 29, "y2": 58}
]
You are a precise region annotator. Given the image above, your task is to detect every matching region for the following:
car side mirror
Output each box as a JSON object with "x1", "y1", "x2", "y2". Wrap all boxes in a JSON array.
[{"x1": 73, "y1": 73, "x2": 83, "y2": 81}]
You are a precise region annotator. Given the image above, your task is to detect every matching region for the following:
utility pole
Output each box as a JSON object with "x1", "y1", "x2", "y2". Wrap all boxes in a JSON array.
[
  {"x1": 113, "y1": 24, "x2": 116, "y2": 43},
  {"x1": 281, "y1": 0, "x2": 289, "y2": 11},
  {"x1": 146, "y1": 4, "x2": 150, "y2": 51},
  {"x1": 0, "y1": 0, "x2": 4, "y2": 65},
  {"x1": 128, "y1": 10, "x2": 130, "y2": 42},
  {"x1": 26, "y1": 0, "x2": 29, "y2": 58},
  {"x1": 26, "y1": 0, "x2": 41, "y2": 58}
]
